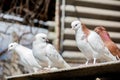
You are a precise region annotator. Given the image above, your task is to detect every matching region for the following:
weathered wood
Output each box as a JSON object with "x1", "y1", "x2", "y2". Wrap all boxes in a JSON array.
[
  {"x1": 54, "y1": 0, "x2": 60, "y2": 51},
  {"x1": 61, "y1": 5, "x2": 120, "y2": 21},
  {"x1": 64, "y1": 28, "x2": 120, "y2": 43},
  {"x1": 62, "y1": 51, "x2": 86, "y2": 63},
  {"x1": 6, "y1": 61, "x2": 120, "y2": 80},
  {"x1": 66, "y1": 0, "x2": 120, "y2": 10},
  {"x1": 64, "y1": 17, "x2": 120, "y2": 29}
]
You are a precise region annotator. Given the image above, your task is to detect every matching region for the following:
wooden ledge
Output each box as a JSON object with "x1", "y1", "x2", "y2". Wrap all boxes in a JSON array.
[{"x1": 6, "y1": 61, "x2": 120, "y2": 80}]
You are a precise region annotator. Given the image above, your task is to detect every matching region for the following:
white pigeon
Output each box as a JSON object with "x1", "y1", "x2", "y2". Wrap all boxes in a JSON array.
[
  {"x1": 71, "y1": 20, "x2": 117, "y2": 64},
  {"x1": 32, "y1": 33, "x2": 52, "y2": 69},
  {"x1": 71, "y1": 21, "x2": 99, "y2": 64},
  {"x1": 8, "y1": 42, "x2": 42, "y2": 72},
  {"x1": 33, "y1": 33, "x2": 71, "y2": 69}
]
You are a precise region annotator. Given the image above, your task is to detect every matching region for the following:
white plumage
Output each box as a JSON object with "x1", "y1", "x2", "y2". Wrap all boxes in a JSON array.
[
  {"x1": 32, "y1": 33, "x2": 71, "y2": 69},
  {"x1": 32, "y1": 33, "x2": 52, "y2": 69},
  {"x1": 45, "y1": 44, "x2": 71, "y2": 68},
  {"x1": 87, "y1": 27, "x2": 117, "y2": 61},
  {"x1": 8, "y1": 42, "x2": 41, "y2": 72},
  {"x1": 71, "y1": 20, "x2": 116, "y2": 64},
  {"x1": 71, "y1": 21, "x2": 98, "y2": 64}
]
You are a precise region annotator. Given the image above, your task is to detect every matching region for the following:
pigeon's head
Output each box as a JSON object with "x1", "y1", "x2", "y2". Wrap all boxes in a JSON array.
[
  {"x1": 8, "y1": 42, "x2": 18, "y2": 51},
  {"x1": 34, "y1": 33, "x2": 49, "y2": 42},
  {"x1": 94, "y1": 26, "x2": 106, "y2": 33},
  {"x1": 71, "y1": 20, "x2": 82, "y2": 30}
]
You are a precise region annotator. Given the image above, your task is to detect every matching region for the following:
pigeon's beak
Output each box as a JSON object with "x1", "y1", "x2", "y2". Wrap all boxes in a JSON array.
[
  {"x1": 8, "y1": 48, "x2": 10, "y2": 51},
  {"x1": 94, "y1": 29, "x2": 99, "y2": 33},
  {"x1": 46, "y1": 38, "x2": 49, "y2": 43}
]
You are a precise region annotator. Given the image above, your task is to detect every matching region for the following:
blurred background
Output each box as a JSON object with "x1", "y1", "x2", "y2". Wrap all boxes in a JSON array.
[{"x1": 0, "y1": 0, "x2": 120, "y2": 79}]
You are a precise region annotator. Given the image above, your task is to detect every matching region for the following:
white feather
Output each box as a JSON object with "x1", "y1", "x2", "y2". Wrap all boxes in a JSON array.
[
  {"x1": 71, "y1": 20, "x2": 117, "y2": 64},
  {"x1": 32, "y1": 37, "x2": 52, "y2": 68},
  {"x1": 46, "y1": 44, "x2": 71, "y2": 68},
  {"x1": 71, "y1": 21, "x2": 99, "y2": 64},
  {"x1": 8, "y1": 42, "x2": 41, "y2": 72},
  {"x1": 87, "y1": 30, "x2": 117, "y2": 61},
  {"x1": 33, "y1": 33, "x2": 70, "y2": 69}
]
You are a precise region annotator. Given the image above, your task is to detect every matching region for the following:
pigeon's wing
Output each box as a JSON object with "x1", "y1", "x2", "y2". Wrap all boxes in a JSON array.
[
  {"x1": 46, "y1": 44, "x2": 62, "y2": 61},
  {"x1": 87, "y1": 32, "x2": 116, "y2": 60},
  {"x1": 19, "y1": 45, "x2": 41, "y2": 68},
  {"x1": 87, "y1": 31, "x2": 107, "y2": 54},
  {"x1": 46, "y1": 44, "x2": 70, "y2": 68},
  {"x1": 22, "y1": 52, "x2": 41, "y2": 68}
]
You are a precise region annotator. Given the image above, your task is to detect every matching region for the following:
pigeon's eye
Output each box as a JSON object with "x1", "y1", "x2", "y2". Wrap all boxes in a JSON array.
[
  {"x1": 10, "y1": 45, "x2": 13, "y2": 47},
  {"x1": 42, "y1": 37, "x2": 45, "y2": 39},
  {"x1": 75, "y1": 24, "x2": 78, "y2": 26}
]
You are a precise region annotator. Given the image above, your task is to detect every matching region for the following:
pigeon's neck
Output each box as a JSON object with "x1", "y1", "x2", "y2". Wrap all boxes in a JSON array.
[
  {"x1": 82, "y1": 24, "x2": 90, "y2": 37},
  {"x1": 75, "y1": 27, "x2": 84, "y2": 40},
  {"x1": 14, "y1": 45, "x2": 24, "y2": 58},
  {"x1": 33, "y1": 40, "x2": 47, "y2": 48},
  {"x1": 75, "y1": 27, "x2": 84, "y2": 34},
  {"x1": 41, "y1": 42, "x2": 47, "y2": 47}
]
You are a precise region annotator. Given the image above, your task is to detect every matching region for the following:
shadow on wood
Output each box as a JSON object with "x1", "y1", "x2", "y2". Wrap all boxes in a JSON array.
[{"x1": 6, "y1": 61, "x2": 120, "y2": 80}]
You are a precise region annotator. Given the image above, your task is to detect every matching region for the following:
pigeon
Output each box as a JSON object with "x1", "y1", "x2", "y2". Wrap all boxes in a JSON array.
[
  {"x1": 32, "y1": 33, "x2": 71, "y2": 69},
  {"x1": 71, "y1": 21, "x2": 99, "y2": 64},
  {"x1": 8, "y1": 42, "x2": 42, "y2": 72},
  {"x1": 71, "y1": 20, "x2": 117, "y2": 64},
  {"x1": 94, "y1": 26, "x2": 120, "y2": 60},
  {"x1": 32, "y1": 33, "x2": 52, "y2": 69}
]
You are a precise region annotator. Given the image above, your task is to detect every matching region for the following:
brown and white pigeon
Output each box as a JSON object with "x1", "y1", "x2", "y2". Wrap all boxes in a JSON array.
[
  {"x1": 94, "y1": 26, "x2": 120, "y2": 60},
  {"x1": 71, "y1": 20, "x2": 116, "y2": 64}
]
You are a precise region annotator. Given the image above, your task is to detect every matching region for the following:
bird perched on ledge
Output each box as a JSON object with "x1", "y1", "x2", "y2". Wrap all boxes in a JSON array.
[
  {"x1": 8, "y1": 42, "x2": 42, "y2": 72},
  {"x1": 71, "y1": 20, "x2": 117, "y2": 64},
  {"x1": 71, "y1": 21, "x2": 98, "y2": 64},
  {"x1": 32, "y1": 33, "x2": 71, "y2": 69},
  {"x1": 32, "y1": 33, "x2": 52, "y2": 69},
  {"x1": 94, "y1": 26, "x2": 120, "y2": 60}
]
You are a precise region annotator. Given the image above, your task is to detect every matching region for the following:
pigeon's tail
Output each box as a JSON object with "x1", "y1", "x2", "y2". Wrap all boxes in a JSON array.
[
  {"x1": 104, "y1": 47, "x2": 117, "y2": 61},
  {"x1": 116, "y1": 55, "x2": 120, "y2": 60},
  {"x1": 116, "y1": 49, "x2": 120, "y2": 60},
  {"x1": 107, "y1": 53, "x2": 117, "y2": 61}
]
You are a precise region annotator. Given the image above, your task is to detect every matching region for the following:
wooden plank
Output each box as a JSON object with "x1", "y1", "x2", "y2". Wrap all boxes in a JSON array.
[
  {"x1": 6, "y1": 61, "x2": 120, "y2": 80},
  {"x1": 66, "y1": 0, "x2": 120, "y2": 10},
  {"x1": 63, "y1": 39, "x2": 120, "y2": 48},
  {"x1": 54, "y1": 0, "x2": 60, "y2": 51},
  {"x1": 64, "y1": 17, "x2": 120, "y2": 32},
  {"x1": 64, "y1": 28, "x2": 120, "y2": 43},
  {"x1": 65, "y1": 17, "x2": 120, "y2": 29},
  {"x1": 62, "y1": 5, "x2": 120, "y2": 17},
  {"x1": 62, "y1": 51, "x2": 86, "y2": 63},
  {"x1": 62, "y1": 5, "x2": 120, "y2": 21},
  {"x1": 77, "y1": 0, "x2": 120, "y2": 6}
]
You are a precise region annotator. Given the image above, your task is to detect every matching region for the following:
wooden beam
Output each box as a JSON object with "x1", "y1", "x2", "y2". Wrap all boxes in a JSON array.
[{"x1": 6, "y1": 61, "x2": 120, "y2": 80}]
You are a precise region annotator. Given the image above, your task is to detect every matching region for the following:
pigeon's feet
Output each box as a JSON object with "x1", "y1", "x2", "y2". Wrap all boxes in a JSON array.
[
  {"x1": 50, "y1": 67, "x2": 58, "y2": 71},
  {"x1": 93, "y1": 58, "x2": 96, "y2": 64},
  {"x1": 43, "y1": 67, "x2": 51, "y2": 70},
  {"x1": 85, "y1": 60, "x2": 89, "y2": 65}
]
